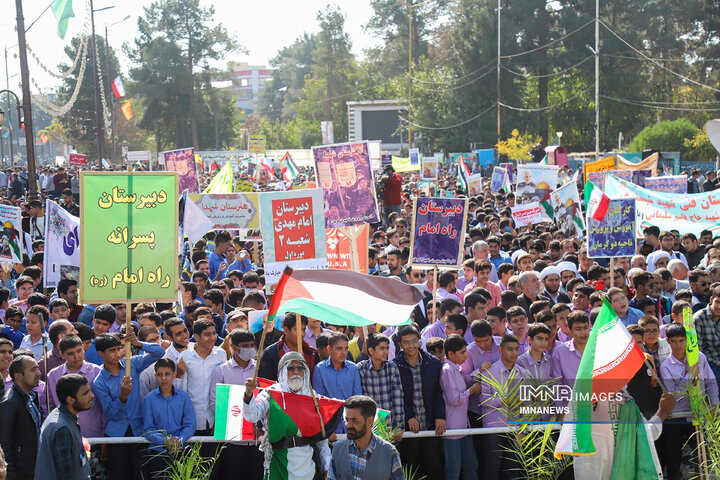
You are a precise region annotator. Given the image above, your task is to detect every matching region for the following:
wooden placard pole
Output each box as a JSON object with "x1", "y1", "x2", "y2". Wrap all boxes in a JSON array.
[
  {"x1": 609, "y1": 258, "x2": 614, "y2": 288},
  {"x1": 251, "y1": 314, "x2": 269, "y2": 384},
  {"x1": 432, "y1": 265, "x2": 438, "y2": 316},
  {"x1": 295, "y1": 312, "x2": 303, "y2": 354},
  {"x1": 125, "y1": 302, "x2": 131, "y2": 378}
]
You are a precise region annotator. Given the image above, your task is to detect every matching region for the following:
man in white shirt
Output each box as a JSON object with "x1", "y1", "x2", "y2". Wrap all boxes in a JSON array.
[{"x1": 139, "y1": 318, "x2": 193, "y2": 398}]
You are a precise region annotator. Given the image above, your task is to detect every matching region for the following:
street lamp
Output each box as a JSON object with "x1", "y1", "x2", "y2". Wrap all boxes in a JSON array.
[{"x1": 556, "y1": 131, "x2": 563, "y2": 146}]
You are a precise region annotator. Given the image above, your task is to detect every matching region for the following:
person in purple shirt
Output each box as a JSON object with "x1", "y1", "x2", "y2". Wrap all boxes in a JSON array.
[
  {"x1": 551, "y1": 311, "x2": 591, "y2": 413},
  {"x1": 516, "y1": 323, "x2": 554, "y2": 380},
  {"x1": 551, "y1": 303, "x2": 572, "y2": 343},
  {"x1": 570, "y1": 284, "x2": 594, "y2": 316},
  {"x1": 46, "y1": 335, "x2": 104, "y2": 438},
  {"x1": 661, "y1": 323, "x2": 719, "y2": 480},
  {"x1": 506, "y1": 306, "x2": 530, "y2": 355},
  {"x1": 440, "y1": 334, "x2": 482, "y2": 480},
  {"x1": 607, "y1": 287, "x2": 644, "y2": 326},
  {"x1": 421, "y1": 298, "x2": 462, "y2": 344},
  {"x1": 479, "y1": 334, "x2": 529, "y2": 479},
  {"x1": 535, "y1": 310, "x2": 561, "y2": 355},
  {"x1": 464, "y1": 292, "x2": 489, "y2": 342},
  {"x1": 443, "y1": 314, "x2": 469, "y2": 344}
]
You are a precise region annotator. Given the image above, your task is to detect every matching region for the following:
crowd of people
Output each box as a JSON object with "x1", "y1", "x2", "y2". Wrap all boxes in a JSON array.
[{"x1": 0, "y1": 159, "x2": 718, "y2": 480}]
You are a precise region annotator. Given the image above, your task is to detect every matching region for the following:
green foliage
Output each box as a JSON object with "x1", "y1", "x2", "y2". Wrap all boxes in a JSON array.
[
  {"x1": 628, "y1": 118, "x2": 700, "y2": 160},
  {"x1": 684, "y1": 129, "x2": 718, "y2": 162},
  {"x1": 150, "y1": 442, "x2": 223, "y2": 480}
]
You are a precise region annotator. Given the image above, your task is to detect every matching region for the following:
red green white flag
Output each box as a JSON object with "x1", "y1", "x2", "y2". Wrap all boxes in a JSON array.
[
  {"x1": 554, "y1": 298, "x2": 645, "y2": 457},
  {"x1": 584, "y1": 181, "x2": 610, "y2": 221},
  {"x1": 111, "y1": 75, "x2": 125, "y2": 98}
]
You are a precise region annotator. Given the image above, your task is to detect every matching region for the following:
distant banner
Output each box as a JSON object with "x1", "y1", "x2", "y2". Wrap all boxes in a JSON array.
[
  {"x1": 583, "y1": 156, "x2": 616, "y2": 183},
  {"x1": 313, "y1": 142, "x2": 380, "y2": 228},
  {"x1": 248, "y1": 135, "x2": 267, "y2": 153},
  {"x1": 236, "y1": 180, "x2": 254, "y2": 193},
  {"x1": 605, "y1": 174, "x2": 720, "y2": 237},
  {"x1": 391, "y1": 155, "x2": 421, "y2": 173},
  {"x1": 422, "y1": 158, "x2": 438, "y2": 180},
  {"x1": 616, "y1": 152, "x2": 658, "y2": 176},
  {"x1": 0, "y1": 205, "x2": 23, "y2": 264},
  {"x1": 188, "y1": 193, "x2": 259, "y2": 230},
  {"x1": 645, "y1": 175, "x2": 688, "y2": 194},
  {"x1": 631, "y1": 169, "x2": 653, "y2": 188},
  {"x1": 550, "y1": 182, "x2": 584, "y2": 237},
  {"x1": 587, "y1": 169, "x2": 632, "y2": 188},
  {"x1": 511, "y1": 202, "x2": 544, "y2": 227},
  {"x1": 163, "y1": 148, "x2": 199, "y2": 194},
  {"x1": 491, "y1": 167, "x2": 507, "y2": 193},
  {"x1": 259, "y1": 189, "x2": 327, "y2": 290},
  {"x1": 410, "y1": 197, "x2": 468, "y2": 268},
  {"x1": 468, "y1": 174, "x2": 483, "y2": 196},
  {"x1": 515, "y1": 164, "x2": 559, "y2": 204},
  {"x1": 325, "y1": 225, "x2": 369, "y2": 273},
  {"x1": 409, "y1": 148, "x2": 420, "y2": 168},
  {"x1": 69, "y1": 153, "x2": 87, "y2": 166},
  {"x1": 588, "y1": 199, "x2": 636, "y2": 258}
]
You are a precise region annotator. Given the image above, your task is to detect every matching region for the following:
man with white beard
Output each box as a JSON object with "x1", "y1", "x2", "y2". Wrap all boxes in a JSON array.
[{"x1": 243, "y1": 351, "x2": 332, "y2": 480}]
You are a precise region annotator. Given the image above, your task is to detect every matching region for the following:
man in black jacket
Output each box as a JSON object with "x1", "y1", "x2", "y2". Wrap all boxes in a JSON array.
[
  {"x1": 257, "y1": 313, "x2": 319, "y2": 382},
  {"x1": 0, "y1": 355, "x2": 42, "y2": 480}
]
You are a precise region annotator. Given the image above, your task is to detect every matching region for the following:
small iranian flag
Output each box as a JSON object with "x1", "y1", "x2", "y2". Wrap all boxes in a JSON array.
[
  {"x1": 214, "y1": 379, "x2": 275, "y2": 441},
  {"x1": 554, "y1": 298, "x2": 645, "y2": 457},
  {"x1": 111, "y1": 75, "x2": 125, "y2": 98},
  {"x1": 583, "y1": 181, "x2": 610, "y2": 221}
]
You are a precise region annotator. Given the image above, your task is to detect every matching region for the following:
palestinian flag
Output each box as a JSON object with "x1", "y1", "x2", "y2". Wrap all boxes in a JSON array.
[
  {"x1": 555, "y1": 298, "x2": 645, "y2": 457},
  {"x1": 280, "y1": 152, "x2": 299, "y2": 182},
  {"x1": 502, "y1": 170, "x2": 512, "y2": 193},
  {"x1": 540, "y1": 192, "x2": 554, "y2": 220},
  {"x1": 269, "y1": 267, "x2": 424, "y2": 327},
  {"x1": 214, "y1": 379, "x2": 275, "y2": 441},
  {"x1": 584, "y1": 181, "x2": 610, "y2": 221},
  {"x1": 457, "y1": 156, "x2": 471, "y2": 192},
  {"x1": 265, "y1": 389, "x2": 344, "y2": 479},
  {"x1": 111, "y1": 75, "x2": 125, "y2": 98}
]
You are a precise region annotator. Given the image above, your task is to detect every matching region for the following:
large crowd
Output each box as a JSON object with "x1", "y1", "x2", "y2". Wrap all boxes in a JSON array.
[{"x1": 0, "y1": 161, "x2": 718, "y2": 480}]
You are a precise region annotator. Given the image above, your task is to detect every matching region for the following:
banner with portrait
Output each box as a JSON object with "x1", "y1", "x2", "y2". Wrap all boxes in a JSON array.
[
  {"x1": 515, "y1": 164, "x2": 559, "y2": 204},
  {"x1": 163, "y1": 148, "x2": 200, "y2": 194}
]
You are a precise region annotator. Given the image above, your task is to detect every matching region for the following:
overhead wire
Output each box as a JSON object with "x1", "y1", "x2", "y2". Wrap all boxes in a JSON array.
[
  {"x1": 501, "y1": 55, "x2": 593, "y2": 79},
  {"x1": 500, "y1": 20, "x2": 594, "y2": 59},
  {"x1": 601, "y1": 95, "x2": 720, "y2": 111},
  {"x1": 405, "y1": 103, "x2": 497, "y2": 130},
  {"x1": 409, "y1": 57, "x2": 497, "y2": 84},
  {"x1": 499, "y1": 86, "x2": 592, "y2": 112}
]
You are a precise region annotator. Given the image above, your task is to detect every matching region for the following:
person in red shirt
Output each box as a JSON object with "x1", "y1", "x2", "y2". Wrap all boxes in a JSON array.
[{"x1": 382, "y1": 165, "x2": 403, "y2": 224}]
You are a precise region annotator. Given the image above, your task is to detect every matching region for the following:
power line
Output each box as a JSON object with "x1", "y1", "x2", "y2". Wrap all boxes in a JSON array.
[
  {"x1": 500, "y1": 20, "x2": 594, "y2": 59},
  {"x1": 601, "y1": 53, "x2": 720, "y2": 63},
  {"x1": 409, "y1": 57, "x2": 497, "y2": 85},
  {"x1": 499, "y1": 87, "x2": 592, "y2": 112},
  {"x1": 600, "y1": 21, "x2": 720, "y2": 94},
  {"x1": 415, "y1": 65, "x2": 497, "y2": 91},
  {"x1": 405, "y1": 103, "x2": 497, "y2": 130},
  {"x1": 501, "y1": 55, "x2": 593, "y2": 79},
  {"x1": 601, "y1": 95, "x2": 720, "y2": 111}
]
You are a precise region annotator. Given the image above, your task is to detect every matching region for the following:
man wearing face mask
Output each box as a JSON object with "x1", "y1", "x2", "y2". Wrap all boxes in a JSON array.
[
  {"x1": 244, "y1": 352, "x2": 333, "y2": 480},
  {"x1": 211, "y1": 328, "x2": 264, "y2": 479}
]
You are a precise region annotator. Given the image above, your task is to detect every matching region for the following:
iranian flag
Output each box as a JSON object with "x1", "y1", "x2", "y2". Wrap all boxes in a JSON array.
[
  {"x1": 554, "y1": 298, "x2": 645, "y2": 457},
  {"x1": 214, "y1": 379, "x2": 275, "y2": 441},
  {"x1": 111, "y1": 75, "x2": 125, "y2": 98},
  {"x1": 269, "y1": 267, "x2": 424, "y2": 327},
  {"x1": 583, "y1": 181, "x2": 610, "y2": 221}
]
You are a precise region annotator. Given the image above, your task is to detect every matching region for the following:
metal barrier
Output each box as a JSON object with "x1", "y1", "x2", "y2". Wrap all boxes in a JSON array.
[{"x1": 86, "y1": 413, "x2": 692, "y2": 445}]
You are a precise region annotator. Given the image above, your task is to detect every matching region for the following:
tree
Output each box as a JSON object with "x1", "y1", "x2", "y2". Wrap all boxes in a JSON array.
[
  {"x1": 629, "y1": 118, "x2": 700, "y2": 160},
  {"x1": 128, "y1": 0, "x2": 238, "y2": 149}
]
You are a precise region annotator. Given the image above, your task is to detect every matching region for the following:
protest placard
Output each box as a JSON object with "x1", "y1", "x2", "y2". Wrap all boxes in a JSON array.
[
  {"x1": 0, "y1": 204, "x2": 22, "y2": 264},
  {"x1": 584, "y1": 156, "x2": 616, "y2": 183},
  {"x1": 511, "y1": 202, "x2": 544, "y2": 227},
  {"x1": 605, "y1": 174, "x2": 720, "y2": 237},
  {"x1": 468, "y1": 174, "x2": 483, "y2": 196},
  {"x1": 586, "y1": 169, "x2": 632, "y2": 188},
  {"x1": 236, "y1": 180, "x2": 254, "y2": 192},
  {"x1": 515, "y1": 164, "x2": 559, "y2": 204},
  {"x1": 550, "y1": 182, "x2": 584, "y2": 237},
  {"x1": 631, "y1": 169, "x2": 652, "y2": 188},
  {"x1": 491, "y1": 167, "x2": 507, "y2": 193},
  {"x1": 616, "y1": 152, "x2": 658, "y2": 175},
  {"x1": 69, "y1": 153, "x2": 87, "y2": 166},
  {"x1": 410, "y1": 197, "x2": 468, "y2": 268},
  {"x1": 80, "y1": 172, "x2": 178, "y2": 302},
  {"x1": 188, "y1": 193, "x2": 259, "y2": 230},
  {"x1": 326, "y1": 225, "x2": 369, "y2": 273},
  {"x1": 391, "y1": 155, "x2": 421, "y2": 173},
  {"x1": 259, "y1": 189, "x2": 327, "y2": 291},
  {"x1": 163, "y1": 147, "x2": 199, "y2": 193},
  {"x1": 43, "y1": 200, "x2": 79, "y2": 288},
  {"x1": 409, "y1": 148, "x2": 420, "y2": 168},
  {"x1": 248, "y1": 135, "x2": 266, "y2": 153},
  {"x1": 422, "y1": 157, "x2": 438, "y2": 180},
  {"x1": 587, "y1": 199, "x2": 636, "y2": 258},
  {"x1": 313, "y1": 142, "x2": 380, "y2": 228},
  {"x1": 644, "y1": 175, "x2": 688, "y2": 194}
]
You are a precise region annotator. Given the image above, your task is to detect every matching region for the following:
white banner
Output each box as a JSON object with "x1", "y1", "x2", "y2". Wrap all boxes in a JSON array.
[{"x1": 43, "y1": 200, "x2": 80, "y2": 288}]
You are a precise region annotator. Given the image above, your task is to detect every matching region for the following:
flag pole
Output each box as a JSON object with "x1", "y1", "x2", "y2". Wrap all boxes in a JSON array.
[
  {"x1": 250, "y1": 314, "x2": 269, "y2": 385},
  {"x1": 37, "y1": 311, "x2": 50, "y2": 414},
  {"x1": 609, "y1": 258, "x2": 614, "y2": 288},
  {"x1": 295, "y1": 312, "x2": 303, "y2": 355},
  {"x1": 643, "y1": 357, "x2": 667, "y2": 393},
  {"x1": 125, "y1": 302, "x2": 131, "y2": 378}
]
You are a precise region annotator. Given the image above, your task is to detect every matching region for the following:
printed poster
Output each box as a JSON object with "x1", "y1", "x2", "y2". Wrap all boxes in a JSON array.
[
  {"x1": 69, "y1": 153, "x2": 87, "y2": 166},
  {"x1": 259, "y1": 189, "x2": 327, "y2": 291},
  {"x1": 550, "y1": 182, "x2": 584, "y2": 237},
  {"x1": 188, "y1": 193, "x2": 259, "y2": 230},
  {"x1": 588, "y1": 199, "x2": 636, "y2": 258},
  {"x1": 644, "y1": 175, "x2": 688, "y2": 194},
  {"x1": 0, "y1": 204, "x2": 23, "y2": 264},
  {"x1": 515, "y1": 164, "x2": 559, "y2": 204},
  {"x1": 491, "y1": 167, "x2": 507, "y2": 193},
  {"x1": 422, "y1": 158, "x2": 438, "y2": 180},
  {"x1": 511, "y1": 202, "x2": 544, "y2": 227},
  {"x1": 410, "y1": 197, "x2": 468, "y2": 268},
  {"x1": 468, "y1": 174, "x2": 483, "y2": 196},
  {"x1": 312, "y1": 142, "x2": 380, "y2": 229},
  {"x1": 584, "y1": 156, "x2": 616, "y2": 183},
  {"x1": 80, "y1": 172, "x2": 178, "y2": 302},
  {"x1": 44, "y1": 200, "x2": 79, "y2": 288},
  {"x1": 326, "y1": 225, "x2": 369, "y2": 273},
  {"x1": 163, "y1": 148, "x2": 199, "y2": 194},
  {"x1": 586, "y1": 169, "x2": 632, "y2": 188}
]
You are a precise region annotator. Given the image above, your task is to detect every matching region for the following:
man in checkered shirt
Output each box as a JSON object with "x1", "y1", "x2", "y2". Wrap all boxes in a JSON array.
[{"x1": 357, "y1": 333, "x2": 404, "y2": 441}]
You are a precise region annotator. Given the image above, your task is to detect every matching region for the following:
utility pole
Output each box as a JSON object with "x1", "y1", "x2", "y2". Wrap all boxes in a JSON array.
[
  {"x1": 105, "y1": 25, "x2": 115, "y2": 165},
  {"x1": 497, "y1": 0, "x2": 501, "y2": 144},
  {"x1": 89, "y1": 0, "x2": 105, "y2": 169},
  {"x1": 4, "y1": 47, "x2": 14, "y2": 163},
  {"x1": 14, "y1": 0, "x2": 37, "y2": 194},
  {"x1": 408, "y1": 2, "x2": 413, "y2": 150},
  {"x1": 594, "y1": 0, "x2": 600, "y2": 162}
]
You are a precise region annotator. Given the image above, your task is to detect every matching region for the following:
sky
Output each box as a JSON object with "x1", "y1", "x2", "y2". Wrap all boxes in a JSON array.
[{"x1": 0, "y1": 0, "x2": 379, "y2": 92}]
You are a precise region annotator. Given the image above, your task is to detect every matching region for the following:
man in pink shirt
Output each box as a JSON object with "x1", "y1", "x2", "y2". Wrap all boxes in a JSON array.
[{"x1": 463, "y1": 260, "x2": 501, "y2": 308}]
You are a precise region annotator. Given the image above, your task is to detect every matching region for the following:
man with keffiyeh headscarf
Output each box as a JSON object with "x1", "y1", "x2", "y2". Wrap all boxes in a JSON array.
[{"x1": 243, "y1": 351, "x2": 335, "y2": 480}]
